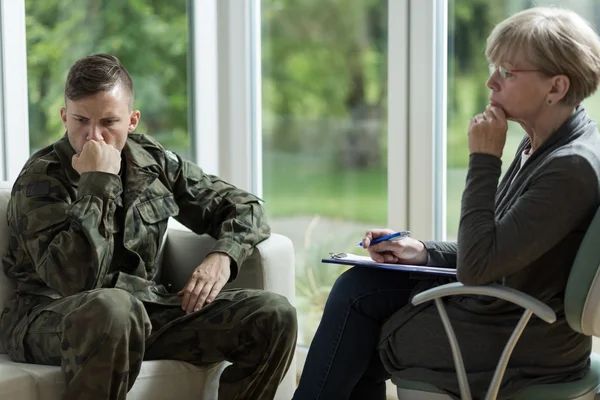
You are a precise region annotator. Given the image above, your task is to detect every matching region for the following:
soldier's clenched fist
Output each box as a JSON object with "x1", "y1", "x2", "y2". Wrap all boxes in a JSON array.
[{"x1": 72, "y1": 140, "x2": 121, "y2": 175}]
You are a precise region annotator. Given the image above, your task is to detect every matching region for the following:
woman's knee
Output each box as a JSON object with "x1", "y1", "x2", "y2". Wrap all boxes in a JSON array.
[
  {"x1": 330, "y1": 267, "x2": 374, "y2": 297},
  {"x1": 327, "y1": 267, "x2": 412, "y2": 315}
]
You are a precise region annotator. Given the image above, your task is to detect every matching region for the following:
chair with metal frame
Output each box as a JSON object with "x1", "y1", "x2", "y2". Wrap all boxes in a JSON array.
[{"x1": 393, "y1": 206, "x2": 600, "y2": 400}]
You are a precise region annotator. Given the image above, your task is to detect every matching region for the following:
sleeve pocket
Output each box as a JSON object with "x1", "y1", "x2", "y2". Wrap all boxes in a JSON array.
[{"x1": 19, "y1": 204, "x2": 68, "y2": 236}]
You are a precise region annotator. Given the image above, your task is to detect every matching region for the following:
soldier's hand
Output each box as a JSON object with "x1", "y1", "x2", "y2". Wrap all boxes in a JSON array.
[
  {"x1": 72, "y1": 140, "x2": 121, "y2": 175},
  {"x1": 178, "y1": 252, "x2": 231, "y2": 314}
]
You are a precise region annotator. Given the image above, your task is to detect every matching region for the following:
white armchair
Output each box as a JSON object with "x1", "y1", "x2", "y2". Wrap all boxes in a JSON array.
[{"x1": 0, "y1": 181, "x2": 297, "y2": 400}]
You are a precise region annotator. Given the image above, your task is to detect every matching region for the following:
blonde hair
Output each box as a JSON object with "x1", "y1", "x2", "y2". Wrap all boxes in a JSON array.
[{"x1": 486, "y1": 6, "x2": 600, "y2": 105}]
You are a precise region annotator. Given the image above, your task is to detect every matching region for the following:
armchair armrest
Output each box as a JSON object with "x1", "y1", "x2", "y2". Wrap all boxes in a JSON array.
[
  {"x1": 411, "y1": 282, "x2": 557, "y2": 400},
  {"x1": 160, "y1": 219, "x2": 295, "y2": 301}
]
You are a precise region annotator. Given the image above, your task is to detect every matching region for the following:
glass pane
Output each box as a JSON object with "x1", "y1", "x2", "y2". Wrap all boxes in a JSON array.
[
  {"x1": 25, "y1": 0, "x2": 190, "y2": 158},
  {"x1": 446, "y1": 0, "x2": 600, "y2": 240},
  {"x1": 261, "y1": 0, "x2": 389, "y2": 346}
]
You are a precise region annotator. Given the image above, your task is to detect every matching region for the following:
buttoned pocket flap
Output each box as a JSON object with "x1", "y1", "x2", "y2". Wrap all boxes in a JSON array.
[{"x1": 136, "y1": 195, "x2": 179, "y2": 224}]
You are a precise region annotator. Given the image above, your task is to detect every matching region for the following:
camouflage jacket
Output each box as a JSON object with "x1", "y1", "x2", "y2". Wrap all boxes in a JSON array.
[{"x1": 2, "y1": 134, "x2": 270, "y2": 305}]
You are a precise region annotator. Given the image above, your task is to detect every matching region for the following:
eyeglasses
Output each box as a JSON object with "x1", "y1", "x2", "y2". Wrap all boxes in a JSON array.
[{"x1": 488, "y1": 64, "x2": 541, "y2": 79}]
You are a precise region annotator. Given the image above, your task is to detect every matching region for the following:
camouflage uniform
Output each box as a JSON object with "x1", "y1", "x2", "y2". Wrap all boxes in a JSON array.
[{"x1": 0, "y1": 134, "x2": 297, "y2": 400}]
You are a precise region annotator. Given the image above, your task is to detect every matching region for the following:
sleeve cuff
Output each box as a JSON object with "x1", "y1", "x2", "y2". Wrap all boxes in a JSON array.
[
  {"x1": 78, "y1": 172, "x2": 123, "y2": 200},
  {"x1": 469, "y1": 152, "x2": 503, "y2": 170},
  {"x1": 421, "y1": 240, "x2": 441, "y2": 266},
  {"x1": 421, "y1": 240, "x2": 457, "y2": 267},
  {"x1": 209, "y1": 239, "x2": 247, "y2": 281}
]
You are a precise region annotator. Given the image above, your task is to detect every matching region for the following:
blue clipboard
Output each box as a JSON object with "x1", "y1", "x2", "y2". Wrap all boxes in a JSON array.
[{"x1": 322, "y1": 253, "x2": 457, "y2": 277}]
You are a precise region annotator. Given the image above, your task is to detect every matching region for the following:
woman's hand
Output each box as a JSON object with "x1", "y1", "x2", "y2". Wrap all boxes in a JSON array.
[
  {"x1": 361, "y1": 229, "x2": 428, "y2": 265},
  {"x1": 468, "y1": 105, "x2": 508, "y2": 158}
]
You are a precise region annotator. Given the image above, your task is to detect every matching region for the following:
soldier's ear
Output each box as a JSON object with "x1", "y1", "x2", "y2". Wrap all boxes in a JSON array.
[
  {"x1": 128, "y1": 110, "x2": 141, "y2": 133},
  {"x1": 60, "y1": 108, "x2": 68, "y2": 129}
]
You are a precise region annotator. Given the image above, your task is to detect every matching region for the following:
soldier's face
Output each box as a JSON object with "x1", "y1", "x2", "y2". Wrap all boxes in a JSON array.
[{"x1": 60, "y1": 84, "x2": 141, "y2": 154}]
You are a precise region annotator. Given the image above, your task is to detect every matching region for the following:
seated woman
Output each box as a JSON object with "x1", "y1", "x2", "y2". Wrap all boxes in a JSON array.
[{"x1": 293, "y1": 6, "x2": 600, "y2": 400}]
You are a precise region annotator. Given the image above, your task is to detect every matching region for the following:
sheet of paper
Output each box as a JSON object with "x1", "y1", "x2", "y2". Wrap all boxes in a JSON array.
[{"x1": 341, "y1": 253, "x2": 374, "y2": 262}]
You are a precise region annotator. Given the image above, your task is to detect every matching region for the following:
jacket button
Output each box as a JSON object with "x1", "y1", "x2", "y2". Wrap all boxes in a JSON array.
[{"x1": 24, "y1": 298, "x2": 30, "y2": 305}]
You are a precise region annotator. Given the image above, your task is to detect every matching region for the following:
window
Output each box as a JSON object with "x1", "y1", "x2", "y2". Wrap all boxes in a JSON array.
[
  {"x1": 445, "y1": 0, "x2": 600, "y2": 239},
  {"x1": 261, "y1": 0, "x2": 389, "y2": 346},
  {"x1": 25, "y1": 0, "x2": 190, "y2": 158}
]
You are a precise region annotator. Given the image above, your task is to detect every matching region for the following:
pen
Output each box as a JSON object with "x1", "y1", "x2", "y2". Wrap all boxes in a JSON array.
[{"x1": 357, "y1": 231, "x2": 411, "y2": 247}]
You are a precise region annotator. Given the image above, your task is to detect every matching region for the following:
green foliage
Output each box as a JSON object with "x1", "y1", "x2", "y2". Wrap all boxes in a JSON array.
[
  {"x1": 26, "y1": 0, "x2": 189, "y2": 152},
  {"x1": 260, "y1": 0, "x2": 522, "y2": 170},
  {"x1": 262, "y1": 0, "x2": 388, "y2": 169},
  {"x1": 25, "y1": 0, "x2": 523, "y2": 170},
  {"x1": 263, "y1": 151, "x2": 387, "y2": 224}
]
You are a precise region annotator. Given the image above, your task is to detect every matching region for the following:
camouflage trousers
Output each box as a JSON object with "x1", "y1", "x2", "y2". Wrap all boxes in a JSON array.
[{"x1": 17, "y1": 288, "x2": 297, "y2": 400}]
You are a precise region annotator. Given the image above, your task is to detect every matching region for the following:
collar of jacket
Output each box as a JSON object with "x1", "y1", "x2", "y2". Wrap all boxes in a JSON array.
[
  {"x1": 53, "y1": 133, "x2": 159, "y2": 187},
  {"x1": 517, "y1": 104, "x2": 591, "y2": 163}
]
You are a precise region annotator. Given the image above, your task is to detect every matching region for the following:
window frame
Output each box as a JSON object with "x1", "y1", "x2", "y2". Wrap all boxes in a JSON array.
[
  {"x1": 387, "y1": 0, "x2": 410, "y2": 234},
  {"x1": 214, "y1": 0, "x2": 437, "y2": 236},
  {"x1": 216, "y1": 0, "x2": 261, "y2": 195},
  {"x1": 406, "y1": 0, "x2": 448, "y2": 241},
  {"x1": 188, "y1": 0, "x2": 220, "y2": 176},
  {"x1": 3, "y1": 0, "x2": 446, "y2": 232},
  {"x1": 0, "y1": 0, "x2": 29, "y2": 182},
  {"x1": 189, "y1": 0, "x2": 262, "y2": 195},
  {"x1": 212, "y1": 0, "x2": 448, "y2": 241}
]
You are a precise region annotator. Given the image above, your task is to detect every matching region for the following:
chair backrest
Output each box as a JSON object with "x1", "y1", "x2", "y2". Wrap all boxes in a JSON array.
[
  {"x1": 0, "y1": 181, "x2": 15, "y2": 354},
  {"x1": 565, "y1": 206, "x2": 600, "y2": 336}
]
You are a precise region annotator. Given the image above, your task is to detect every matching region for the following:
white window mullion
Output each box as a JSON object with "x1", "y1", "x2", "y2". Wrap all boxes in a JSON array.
[
  {"x1": 0, "y1": 0, "x2": 29, "y2": 182},
  {"x1": 406, "y1": 0, "x2": 447, "y2": 241},
  {"x1": 387, "y1": 0, "x2": 410, "y2": 232},
  {"x1": 434, "y1": 0, "x2": 448, "y2": 241},
  {"x1": 216, "y1": 0, "x2": 260, "y2": 195},
  {"x1": 189, "y1": 0, "x2": 219, "y2": 176},
  {"x1": 249, "y1": 1, "x2": 262, "y2": 197}
]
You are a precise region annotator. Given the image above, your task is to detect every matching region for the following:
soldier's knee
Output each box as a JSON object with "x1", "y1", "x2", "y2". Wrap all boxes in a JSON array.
[
  {"x1": 64, "y1": 289, "x2": 149, "y2": 338},
  {"x1": 257, "y1": 292, "x2": 297, "y2": 335}
]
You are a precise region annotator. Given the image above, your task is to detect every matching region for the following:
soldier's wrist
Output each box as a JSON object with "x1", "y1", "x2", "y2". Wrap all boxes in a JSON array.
[{"x1": 78, "y1": 172, "x2": 123, "y2": 200}]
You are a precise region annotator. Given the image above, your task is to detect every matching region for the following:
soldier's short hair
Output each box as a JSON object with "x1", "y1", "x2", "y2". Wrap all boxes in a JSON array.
[{"x1": 65, "y1": 54, "x2": 134, "y2": 108}]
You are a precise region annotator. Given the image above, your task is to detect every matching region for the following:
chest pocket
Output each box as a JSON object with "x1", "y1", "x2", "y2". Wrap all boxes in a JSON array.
[
  {"x1": 134, "y1": 195, "x2": 179, "y2": 270},
  {"x1": 136, "y1": 195, "x2": 179, "y2": 224}
]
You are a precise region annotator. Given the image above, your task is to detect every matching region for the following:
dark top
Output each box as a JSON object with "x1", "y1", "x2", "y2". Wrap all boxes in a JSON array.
[{"x1": 379, "y1": 106, "x2": 600, "y2": 399}]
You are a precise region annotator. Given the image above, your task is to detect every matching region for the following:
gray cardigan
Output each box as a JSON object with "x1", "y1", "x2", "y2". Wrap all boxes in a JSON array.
[{"x1": 378, "y1": 106, "x2": 600, "y2": 399}]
